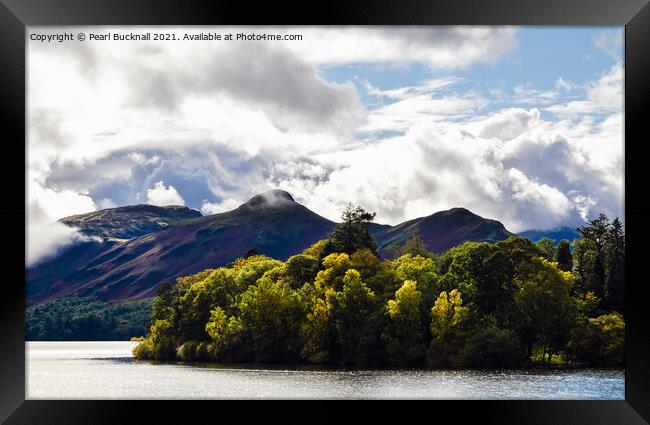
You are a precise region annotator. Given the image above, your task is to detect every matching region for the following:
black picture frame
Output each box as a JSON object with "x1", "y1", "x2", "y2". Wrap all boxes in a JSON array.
[{"x1": 1, "y1": 0, "x2": 649, "y2": 423}]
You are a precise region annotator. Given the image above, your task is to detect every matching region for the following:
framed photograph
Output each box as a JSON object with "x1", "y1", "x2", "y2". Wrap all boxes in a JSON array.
[{"x1": 2, "y1": 0, "x2": 649, "y2": 423}]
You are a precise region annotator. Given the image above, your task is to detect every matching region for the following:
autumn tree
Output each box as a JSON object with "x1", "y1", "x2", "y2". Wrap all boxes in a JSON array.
[
  {"x1": 427, "y1": 289, "x2": 469, "y2": 366},
  {"x1": 382, "y1": 280, "x2": 426, "y2": 365}
]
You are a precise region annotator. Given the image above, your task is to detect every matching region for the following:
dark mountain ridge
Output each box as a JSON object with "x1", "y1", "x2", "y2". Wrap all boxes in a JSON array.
[
  {"x1": 371, "y1": 207, "x2": 514, "y2": 255},
  {"x1": 28, "y1": 190, "x2": 515, "y2": 305}
]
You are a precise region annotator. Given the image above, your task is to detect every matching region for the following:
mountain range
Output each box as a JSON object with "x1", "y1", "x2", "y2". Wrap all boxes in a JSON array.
[{"x1": 27, "y1": 189, "x2": 555, "y2": 306}]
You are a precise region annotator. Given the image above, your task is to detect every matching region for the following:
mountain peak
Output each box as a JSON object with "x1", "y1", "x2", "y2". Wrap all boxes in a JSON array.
[
  {"x1": 447, "y1": 207, "x2": 473, "y2": 215},
  {"x1": 242, "y1": 189, "x2": 296, "y2": 209}
]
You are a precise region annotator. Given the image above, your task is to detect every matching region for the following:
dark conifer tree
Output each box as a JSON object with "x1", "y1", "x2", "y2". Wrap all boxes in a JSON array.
[
  {"x1": 326, "y1": 203, "x2": 377, "y2": 255},
  {"x1": 555, "y1": 239, "x2": 573, "y2": 272}
]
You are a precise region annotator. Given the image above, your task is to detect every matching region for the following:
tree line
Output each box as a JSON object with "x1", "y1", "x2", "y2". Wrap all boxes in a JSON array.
[
  {"x1": 133, "y1": 205, "x2": 624, "y2": 368},
  {"x1": 26, "y1": 296, "x2": 152, "y2": 341}
]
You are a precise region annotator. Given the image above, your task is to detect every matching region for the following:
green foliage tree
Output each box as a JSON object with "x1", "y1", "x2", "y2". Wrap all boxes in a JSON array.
[
  {"x1": 283, "y1": 254, "x2": 320, "y2": 289},
  {"x1": 331, "y1": 269, "x2": 383, "y2": 365},
  {"x1": 514, "y1": 257, "x2": 578, "y2": 362},
  {"x1": 457, "y1": 325, "x2": 527, "y2": 368},
  {"x1": 389, "y1": 231, "x2": 436, "y2": 259},
  {"x1": 535, "y1": 237, "x2": 556, "y2": 261},
  {"x1": 604, "y1": 218, "x2": 625, "y2": 312},
  {"x1": 574, "y1": 214, "x2": 625, "y2": 311},
  {"x1": 567, "y1": 312, "x2": 624, "y2": 366},
  {"x1": 571, "y1": 238, "x2": 596, "y2": 296},
  {"x1": 236, "y1": 281, "x2": 306, "y2": 363},
  {"x1": 301, "y1": 287, "x2": 338, "y2": 364},
  {"x1": 326, "y1": 203, "x2": 377, "y2": 255},
  {"x1": 145, "y1": 320, "x2": 176, "y2": 360},
  {"x1": 576, "y1": 214, "x2": 609, "y2": 300},
  {"x1": 26, "y1": 296, "x2": 152, "y2": 341},
  {"x1": 438, "y1": 242, "x2": 516, "y2": 326},
  {"x1": 204, "y1": 307, "x2": 244, "y2": 361}
]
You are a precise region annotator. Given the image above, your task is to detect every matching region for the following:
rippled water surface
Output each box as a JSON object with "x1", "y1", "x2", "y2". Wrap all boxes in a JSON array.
[{"x1": 26, "y1": 341, "x2": 624, "y2": 399}]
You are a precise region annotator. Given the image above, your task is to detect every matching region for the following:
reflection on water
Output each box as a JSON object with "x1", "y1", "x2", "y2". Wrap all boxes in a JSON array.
[{"x1": 26, "y1": 341, "x2": 624, "y2": 399}]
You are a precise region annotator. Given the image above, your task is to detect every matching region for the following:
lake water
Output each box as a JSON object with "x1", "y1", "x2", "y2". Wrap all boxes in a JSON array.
[{"x1": 26, "y1": 341, "x2": 624, "y2": 399}]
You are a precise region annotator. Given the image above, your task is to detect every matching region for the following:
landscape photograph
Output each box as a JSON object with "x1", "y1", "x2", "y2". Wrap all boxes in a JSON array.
[{"x1": 26, "y1": 25, "x2": 624, "y2": 399}]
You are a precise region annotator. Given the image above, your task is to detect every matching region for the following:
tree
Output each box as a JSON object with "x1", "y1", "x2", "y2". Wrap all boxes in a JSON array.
[
  {"x1": 314, "y1": 252, "x2": 352, "y2": 291},
  {"x1": 576, "y1": 213, "x2": 609, "y2": 299},
  {"x1": 145, "y1": 319, "x2": 176, "y2": 360},
  {"x1": 458, "y1": 325, "x2": 527, "y2": 368},
  {"x1": 301, "y1": 287, "x2": 338, "y2": 364},
  {"x1": 438, "y1": 242, "x2": 495, "y2": 302},
  {"x1": 427, "y1": 289, "x2": 469, "y2": 367},
  {"x1": 438, "y1": 242, "x2": 515, "y2": 326},
  {"x1": 236, "y1": 281, "x2": 306, "y2": 363},
  {"x1": 382, "y1": 280, "x2": 426, "y2": 365},
  {"x1": 571, "y1": 238, "x2": 596, "y2": 296},
  {"x1": 535, "y1": 238, "x2": 556, "y2": 261},
  {"x1": 514, "y1": 257, "x2": 578, "y2": 362},
  {"x1": 555, "y1": 239, "x2": 573, "y2": 272},
  {"x1": 204, "y1": 307, "x2": 244, "y2": 361},
  {"x1": 327, "y1": 203, "x2": 377, "y2": 255},
  {"x1": 574, "y1": 214, "x2": 625, "y2": 311},
  {"x1": 174, "y1": 267, "x2": 238, "y2": 342},
  {"x1": 390, "y1": 254, "x2": 439, "y2": 309},
  {"x1": 302, "y1": 269, "x2": 383, "y2": 366},
  {"x1": 131, "y1": 217, "x2": 622, "y2": 368},
  {"x1": 567, "y1": 312, "x2": 624, "y2": 366},
  {"x1": 604, "y1": 218, "x2": 625, "y2": 312},
  {"x1": 331, "y1": 269, "x2": 382, "y2": 365},
  {"x1": 283, "y1": 254, "x2": 320, "y2": 289},
  {"x1": 389, "y1": 231, "x2": 435, "y2": 259}
]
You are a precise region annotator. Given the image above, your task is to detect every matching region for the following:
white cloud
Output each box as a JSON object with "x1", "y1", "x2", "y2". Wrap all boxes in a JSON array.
[
  {"x1": 287, "y1": 26, "x2": 518, "y2": 68},
  {"x1": 555, "y1": 77, "x2": 574, "y2": 92},
  {"x1": 96, "y1": 198, "x2": 117, "y2": 209},
  {"x1": 27, "y1": 178, "x2": 99, "y2": 266},
  {"x1": 146, "y1": 181, "x2": 185, "y2": 206},
  {"x1": 271, "y1": 99, "x2": 623, "y2": 232},
  {"x1": 546, "y1": 63, "x2": 623, "y2": 116},
  {"x1": 471, "y1": 108, "x2": 541, "y2": 141},
  {"x1": 127, "y1": 152, "x2": 161, "y2": 166},
  {"x1": 27, "y1": 221, "x2": 100, "y2": 267},
  {"x1": 26, "y1": 26, "x2": 623, "y2": 240},
  {"x1": 201, "y1": 198, "x2": 241, "y2": 215},
  {"x1": 594, "y1": 30, "x2": 623, "y2": 61},
  {"x1": 513, "y1": 83, "x2": 558, "y2": 105},
  {"x1": 364, "y1": 77, "x2": 463, "y2": 100},
  {"x1": 361, "y1": 93, "x2": 489, "y2": 134}
]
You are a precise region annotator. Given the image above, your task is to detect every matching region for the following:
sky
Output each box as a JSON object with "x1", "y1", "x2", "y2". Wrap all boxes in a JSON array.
[{"x1": 27, "y1": 26, "x2": 624, "y2": 265}]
